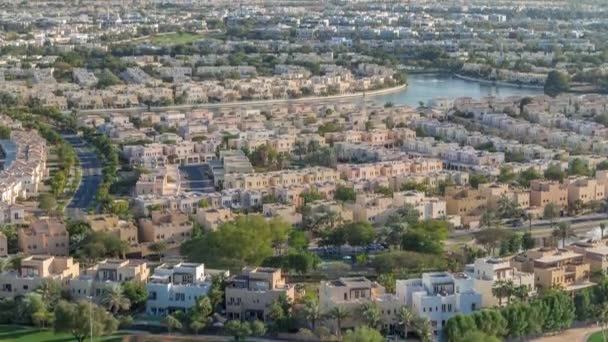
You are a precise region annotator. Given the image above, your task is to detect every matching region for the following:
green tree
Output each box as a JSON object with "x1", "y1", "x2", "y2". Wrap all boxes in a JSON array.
[
  {"x1": 38, "y1": 193, "x2": 57, "y2": 213},
  {"x1": 444, "y1": 314, "x2": 477, "y2": 342},
  {"x1": 250, "y1": 320, "x2": 266, "y2": 337},
  {"x1": 121, "y1": 281, "x2": 148, "y2": 312},
  {"x1": 224, "y1": 320, "x2": 252, "y2": 341},
  {"x1": 397, "y1": 306, "x2": 416, "y2": 338},
  {"x1": 544, "y1": 70, "x2": 570, "y2": 97},
  {"x1": 54, "y1": 300, "x2": 118, "y2": 342},
  {"x1": 518, "y1": 167, "x2": 541, "y2": 187},
  {"x1": 0, "y1": 125, "x2": 11, "y2": 139},
  {"x1": 492, "y1": 280, "x2": 515, "y2": 306},
  {"x1": 472, "y1": 309, "x2": 507, "y2": 337},
  {"x1": 100, "y1": 286, "x2": 130, "y2": 314},
  {"x1": 543, "y1": 202, "x2": 560, "y2": 228},
  {"x1": 163, "y1": 314, "x2": 182, "y2": 334},
  {"x1": 401, "y1": 219, "x2": 449, "y2": 255},
  {"x1": 327, "y1": 306, "x2": 349, "y2": 339},
  {"x1": 536, "y1": 289, "x2": 575, "y2": 332},
  {"x1": 181, "y1": 215, "x2": 291, "y2": 269},
  {"x1": 574, "y1": 288, "x2": 594, "y2": 322},
  {"x1": 469, "y1": 173, "x2": 489, "y2": 189},
  {"x1": 522, "y1": 232, "x2": 535, "y2": 251},
  {"x1": 343, "y1": 326, "x2": 384, "y2": 342},
  {"x1": 461, "y1": 331, "x2": 501, "y2": 342},
  {"x1": 553, "y1": 221, "x2": 575, "y2": 248},
  {"x1": 359, "y1": 302, "x2": 381, "y2": 329},
  {"x1": 569, "y1": 158, "x2": 590, "y2": 176},
  {"x1": 544, "y1": 163, "x2": 566, "y2": 182},
  {"x1": 334, "y1": 185, "x2": 356, "y2": 202},
  {"x1": 301, "y1": 297, "x2": 322, "y2": 331}
]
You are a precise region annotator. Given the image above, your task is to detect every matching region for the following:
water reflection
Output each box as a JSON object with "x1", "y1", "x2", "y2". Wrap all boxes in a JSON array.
[{"x1": 371, "y1": 74, "x2": 544, "y2": 107}]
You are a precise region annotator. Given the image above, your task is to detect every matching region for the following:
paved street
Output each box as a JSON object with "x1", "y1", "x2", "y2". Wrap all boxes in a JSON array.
[{"x1": 63, "y1": 135, "x2": 102, "y2": 212}]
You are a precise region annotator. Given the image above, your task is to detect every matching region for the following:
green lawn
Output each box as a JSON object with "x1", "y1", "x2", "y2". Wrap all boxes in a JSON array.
[
  {"x1": 588, "y1": 330, "x2": 607, "y2": 342},
  {"x1": 150, "y1": 32, "x2": 205, "y2": 45},
  {"x1": 0, "y1": 325, "x2": 126, "y2": 342}
]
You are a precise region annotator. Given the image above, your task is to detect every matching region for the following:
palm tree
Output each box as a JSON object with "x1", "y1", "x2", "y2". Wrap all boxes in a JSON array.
[
  {"x1": 100, "y1": 286, "x2": 131, "y2": 314},
  {"x1": 492, "y1": 280, "x2": 514, "y2": 306},
  {"x1": 512, "y1": 284, "x2": 529, "y2": 302},
  {"x1": 525, "y1": 212, "x2": 534, "y2": 232},
  {"x1": 359, "y1": 302, "x2": 381, "y2": 329},
  {"x1": 302, "y1": 298, "x2": 322, "y2": 331},
  {"x1": 553, "y1": 222, "x2": 575, "y2": 248},
  {"x1": 397, "y1": 306, "x2": 416, "y2": 338},
  {"x1": 327, "y1": 306, "x2": 349, "y2": 339},
  {"x1": 601, "y1": 222, "x2": 606, "y2": 240},
  {"x1": 415, "y1": 317, "x2": 433, "y2": 342}
]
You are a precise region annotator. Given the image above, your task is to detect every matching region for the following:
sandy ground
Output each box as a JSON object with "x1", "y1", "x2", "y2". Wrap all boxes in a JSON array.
[{"x1": 530, "y1": 326, "x2": 601, "y2": 342}]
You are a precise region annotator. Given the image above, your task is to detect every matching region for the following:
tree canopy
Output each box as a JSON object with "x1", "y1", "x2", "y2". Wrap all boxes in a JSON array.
[{"x1": 181, "y1": 215, "x2": 292, "y2": 269}]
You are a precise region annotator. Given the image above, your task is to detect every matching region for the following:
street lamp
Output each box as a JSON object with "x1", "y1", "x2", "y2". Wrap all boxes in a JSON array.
[{"x1": 87, "y1": 295, "x2": 93, "y2": 342}]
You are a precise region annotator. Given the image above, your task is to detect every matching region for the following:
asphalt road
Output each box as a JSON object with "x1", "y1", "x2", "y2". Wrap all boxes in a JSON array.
[
  {"x1": 179, "y1": 164, "x2": 215, "y2": 192},
  {"x1": 63, "y1": 135, "x2": 102, "y2": 211},
  {"x1": 450, "y1": 213, "x2": 608, "y2": 239}
]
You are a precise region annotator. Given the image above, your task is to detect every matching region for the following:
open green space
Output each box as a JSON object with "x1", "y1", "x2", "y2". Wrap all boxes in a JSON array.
[
  {"x1": 0, "y1": 325, "x2": 126, "y2": 342},
  {"x1": 588, "y1": 330, "x2": 607, "y2": 342}
]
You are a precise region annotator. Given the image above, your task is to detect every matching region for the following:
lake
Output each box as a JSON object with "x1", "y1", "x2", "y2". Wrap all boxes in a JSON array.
[{"x1": 370, "y1": 73, "x2": 545, "y2": 107}]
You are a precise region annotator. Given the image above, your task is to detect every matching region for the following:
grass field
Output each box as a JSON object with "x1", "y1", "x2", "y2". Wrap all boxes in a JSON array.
[
  {"x1": 588, "y1": 330, "x2": 607, "y2": 342},
  {"x1": 149, "y1": 32, "x2": 206, "y2": 45},
  {"x1": 0, "y1": 325, "x2": 126, "y2": 342}
]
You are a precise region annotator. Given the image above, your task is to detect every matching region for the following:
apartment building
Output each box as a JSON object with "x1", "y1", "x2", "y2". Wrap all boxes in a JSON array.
[
  {"x1": 18, "y1": 218, "x2": 69, "y2": 256},
  {"x1": 465, "y1": 257, "x2": 535, "y2": 307},
  {"x1": 568, "y1": 241, "x2": 608, "y2": 274},
  {"x1": 138, "y1": 210, "x2": 193, "y2": 244},
  {"x1": 319, "y1": 277, "x2": 401, "y2": 332},
  {"x1": 397, "y1": 272, "x2": 482, "y2": 337},
  {"x1": 70, "y1": 259, "x2": 149, "y2": 301},
  {"x1": 444, "y1": 186, "x2": 488, "y2": 225},
  {"x1": 262, "y1": 203, "x2": 302, "y2": 226},
  {"x1": 223, "y1": 167, "x2": 339, "y2": 191},
  {"x1": 393, "y1": 191, "x2": 447, "y2": 220},
  {"x1": 146, "y1": 262, "x2": 210, "y2": 316},
  {"x1": 337, "y1": 159, "x2": 443, "y2": 182},
  {"x1": 0, "y1": 255, "x2": 79, "y2": 299},
  {"x1": 196, "y1": 207, "x2": 234, "y2": 231},
  {"x1": 512, "y1": 247, "x2": 593, "y2": 292},
  {"x1": 225, "y1": 267, "x2": 295, "y2": 321},
  {"x1": 566, "y1": 177, "x2": 605, "y2": 206},
  {"x1": 529, "y1": 180, "x2": 568, "y2": 210}
]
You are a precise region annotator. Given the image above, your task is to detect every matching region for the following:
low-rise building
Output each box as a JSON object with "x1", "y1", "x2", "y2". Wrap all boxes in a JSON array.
[
  {"x1": 0, "y1": 255, "x2": 79, "y2": 299},
  {"x1": 397, "y1": 272, "x2": 482, "y2": 337},
  {"x1": 226, "y1": 267, "x2": 295, "y2": 321},
  {"x1": 568, "y1": 241, "x2": 608, "y2": 274},
  {"x1": 18, "y1": 218, "x2": 69, "y2": 256},
  {"x1": 146, "y1": 262, "x2": 210, "y2": 316},
  {"x1": 465, "y1": 257, "x2": 535, "y2": 307},
  {"x1": 319, "y1": 276, "x2": 401, "y2": 333},
  {"x1": 512, "y1": 247, "x2": 594, "y2": 292},
  {"x1": 70, "y1": 259, "x2": 149, "y2": 301},
  {"x1": 138, "y1": 210, "x2": 193, "y2": 244}
]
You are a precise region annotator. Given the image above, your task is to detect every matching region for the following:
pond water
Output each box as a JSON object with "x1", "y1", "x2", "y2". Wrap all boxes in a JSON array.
[{"x1": 370, "y1": 73, "x2": 544, "y2": 107}]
